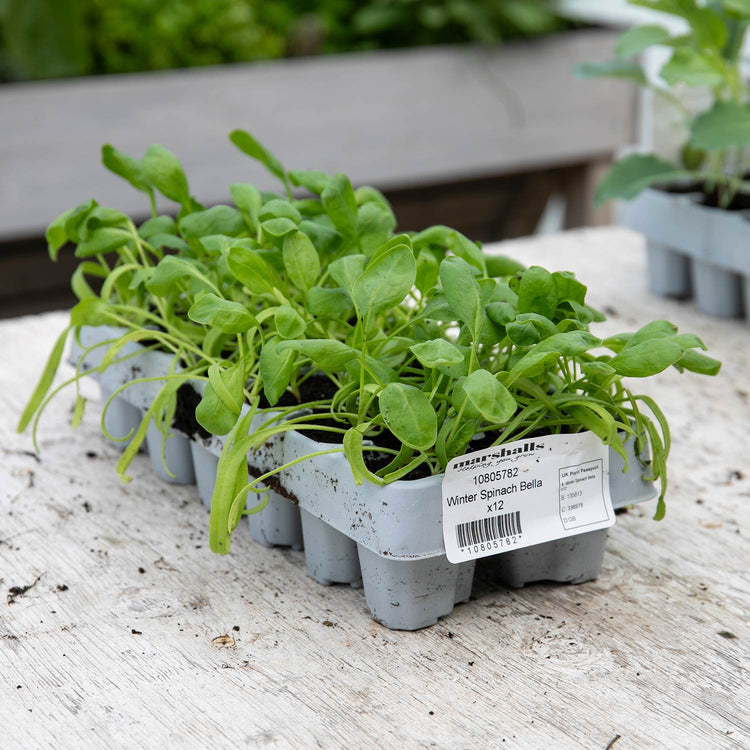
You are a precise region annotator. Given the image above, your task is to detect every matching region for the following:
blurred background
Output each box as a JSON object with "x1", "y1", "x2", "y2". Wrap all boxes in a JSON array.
[{"x1": 0, "y1": 1, "x2": 670, "y2": 316}]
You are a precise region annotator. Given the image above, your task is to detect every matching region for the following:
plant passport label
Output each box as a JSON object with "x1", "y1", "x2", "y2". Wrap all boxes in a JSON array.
[{"x1": 442, "y1": 431, "x2": 614, "y2": 564}]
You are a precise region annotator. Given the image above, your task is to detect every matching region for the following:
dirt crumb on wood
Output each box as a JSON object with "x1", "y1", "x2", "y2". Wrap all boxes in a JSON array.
[
  {"x1": 7, "y1": 573, "x2": 43, "y2": 604},
  {"x1": 154, "y1": 557, "x2": 178, "y2": 572},
  {"x1": 717, "y1": 630, "x2": 737, "y2": 639}
]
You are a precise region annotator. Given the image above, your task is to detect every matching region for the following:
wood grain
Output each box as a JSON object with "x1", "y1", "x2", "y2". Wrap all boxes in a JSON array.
[{"x1": 1, "y1": 228, "x2": 747, "y2": 749}]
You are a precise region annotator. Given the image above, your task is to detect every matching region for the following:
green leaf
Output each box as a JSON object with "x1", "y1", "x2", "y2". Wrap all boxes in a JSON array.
[
  {"x1": 63, "y1": 199, "x2": 97, "y2": 244},
  {"x1": 513, "y1": 313, "x2": 558, "y2": 340},
  {"x1": 196, "y1": 361, "x2": 246, "y2": 435},
  {"x1": 553, "y1": 271, "x2": 587, "y2": 305},
  {"x1": 321, "y1": 174, "x2": 358, "y2": 237},
  {"x1": 536, "y1": 331, "x2": 602, "y2": 356},
  {"x1": 486, "y1": 302, "x2": 516, "y2": 327},
  {"x1": 352, "y1": 243, "x2": 416, "y2": 320},
  {"x1": 299, "y1": 219, "x2": 343, "y2": 257},
  {"x1": 507, "y1": 320, "x2": 541, "y2": 347},
  {"x1": 672, "y1": 333, "x2": 705, "y2": 351},
  {"x1": 294, "y1": 199, "x2": 326, "y2": 218},
  {"x1": 616, "y1": 25, "x2": 671, "y2": 57},
  {"x1": 141, "y1": 144, "x2": 190, "y2": 204},
  {"x1": 147, "y1": 233, "x2": 191, "y2": 253},
  {"x1": 595, "y1": 154, "x2": 688, "y2": 204},
  {"x1": 409, "y1": 339, "x2": 465, "y2": 369},
  {"x1": 259, "y1": 336, "x2": 295, "y2": 406},
  {"x1": 373, "y1": 336, "x2": 413, "y2": 368},
  {"x1": 305, "y1": 286, "x2": 354, "y2": 318},
  {"x1": 355, "y1": 186, "x2": 390, "y2": 206},
  {"x1": 414, "y1": 225, "x2": 486, "y2": 273},
  {"x1": 199, "y1": 235, "x2": 246, "y2": 256},
  {"x1": 610, "y1": 338, "x2": 686, "y2": 376},
  {"x1": 145, "y1": 256, "x2": 215, "y2": 296},
  {"x1": 343, "y1": 427, "x2": 385, "y2": 486},
  {"x1": 259, "y1": 199, "x2": 301, "y2": 224},
  {"x1": 261, "y1": 217, "x2": 299, "y2": 241},
  {"x1": 83, "y1": 206, "x2": 130, "y2": 233},
  {"x1": 282, "y1": 230, "x2": 320, "y2": 291},
  {"x1": 505, "y1": 350, "x2": 560, "y2": 383},
  {"x1": 178, "y1": 206, "x2": 244, "y2": 239},
  {"x1": 623, "y1": 320, "x2": 678, "y2": 349},
  {"x1": 276, "y1": 339, "x2": 359, "y2": 370},
  {"x1": 74, "y1": 227, "x2": 132, "y2": 258},
  {"x1": 357, "y1": 201, "x2": 397, "y2": 256},
  {"x1": 484, "y1": 254, "x2": 525, "y2": 277},
  {"x1": 439, "y1": 256, "x2": 482, "y2": 333},
  {"x1": 676, "y1": 349, "x2": 721, "y2": 375},
  {"x1": 16, "y1": 325, "x2": 72, "y2": 434},
  {"x1": 45, "y1": 207, "x2": 76, "y2": 260},
  {"x1": 581, "y1": 361, "x2": 617, "y2": 379},
  {"x1": 139, "y1": 215, "x2": 176, "y2": 238},
  {"x1": 415, "y1": 249, "x2": 439, "y2": 295},
  {"x1": 101, "y1": 144, "x2": 151, "y2": 193},
  {"x1": 69, "y1": 297, "x2": 113, "y2": 327},
  {"x1": 71, "y1": 261, "x2": 108, "y2": 300},
  {"x1": 274, "y1": 305, "x2": 307, "y2": 339},
  {"x1": 691, "y1": 101, "x2": 750, "y2": 151},
  {"x1": 71, "y1": 393, "x2": 86, "y2": 429},
  {"x1": 344, "y1": 354, "x2": 398, "y2": 385},
  {"x1": 227, "y1": 246, "x2": 278, "y2": 296},
  {"x1": 379, "y1": 383, "x2": 437, "y2": 452},
  {"x1": 229, "y1": 130, "x2": 288, "y2": 187},
  {"x1": 289, "y1": 169, "x2": 329, "y2": 194},
  {"x1": 660, "y1": 47, "x2": 723, "y2": 87},
  {"x1": 329, "y1": 255, "x2": 368, "y2": 296},
  {"x1": 188, "y1": 293, "x2": 258, "y2": 334},
  {"x1": 453, "y1": 369, "x2": 516, "y2": 424},
  {"x1": 517, "y1": 266, "x2": 558, "y2": 320},
  {"x1": 574, "y1": 59, "x2": 647, "y2": 85},
  {"x1": 230, "y1": 183, "x2": 262, "y2": 230}
]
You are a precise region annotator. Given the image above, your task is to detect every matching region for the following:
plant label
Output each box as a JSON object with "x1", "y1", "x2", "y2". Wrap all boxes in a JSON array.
[{"x1": 442, "y1": 431, "x2": 615, "y2": 564}]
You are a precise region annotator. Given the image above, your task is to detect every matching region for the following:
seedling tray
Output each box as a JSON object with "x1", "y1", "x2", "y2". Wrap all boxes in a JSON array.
[
  {"x1": 70, "y1": 325, "x2": 657, "y2": 630},
  {"x1": 622, "y1": 188, "x2": 750, "y2": 320}
]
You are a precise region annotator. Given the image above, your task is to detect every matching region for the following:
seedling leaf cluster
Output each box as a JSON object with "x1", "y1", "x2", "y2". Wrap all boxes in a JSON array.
[{"x1": 18, "y1": 129, "x2": 721, "y2": 555}]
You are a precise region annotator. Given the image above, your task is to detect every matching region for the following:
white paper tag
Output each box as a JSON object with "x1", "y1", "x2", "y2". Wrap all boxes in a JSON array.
[{"x1": 442, "y1": 431, "x2": 614, "y2": 564}]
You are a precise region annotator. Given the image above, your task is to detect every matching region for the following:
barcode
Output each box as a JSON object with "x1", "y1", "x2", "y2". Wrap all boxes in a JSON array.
[{"x1": 455, "y1": 511, "x2": 522, "y2": 548}]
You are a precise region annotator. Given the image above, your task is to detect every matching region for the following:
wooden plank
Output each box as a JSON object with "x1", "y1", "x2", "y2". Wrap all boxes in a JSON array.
[
  {"x1": 0, "y1": 227, "x2": 747, "y2": 748},
  {"x1": 0, "y1": 29, "x2": 635, "y2": 240}
]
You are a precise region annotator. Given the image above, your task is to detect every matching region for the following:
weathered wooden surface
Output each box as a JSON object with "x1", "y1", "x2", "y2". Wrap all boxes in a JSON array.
[
  {"x1": 0, "y1": 29, "x2": 635, "y2": 240},
  {"x1": 1, "y1": 227, "x2": 747, "y2": 748}
]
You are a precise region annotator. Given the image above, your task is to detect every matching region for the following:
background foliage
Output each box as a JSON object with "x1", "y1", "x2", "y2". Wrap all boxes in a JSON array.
[{"x1": 0, "y1": 0, "x2": 571, "y2": 82}]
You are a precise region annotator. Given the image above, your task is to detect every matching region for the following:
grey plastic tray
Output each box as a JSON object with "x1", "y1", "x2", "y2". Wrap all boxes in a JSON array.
[
  {"x1": 621, "y1": 188, "x2": 750, "y2": 320},
  {"x1": 70, "y1": 325, "x2": 658, "y2": 630}
]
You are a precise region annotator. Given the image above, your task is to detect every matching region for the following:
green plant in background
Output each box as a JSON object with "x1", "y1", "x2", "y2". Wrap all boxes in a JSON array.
[
  {"x1": 326, "y1": 0, "x2": 570, "y2": 51},
  {"x1": 0, "y1": 0, "x2": 572, "y2": 81},
  {"x1": 576, "y1": 0, "x2": 750, "y2": 208}
]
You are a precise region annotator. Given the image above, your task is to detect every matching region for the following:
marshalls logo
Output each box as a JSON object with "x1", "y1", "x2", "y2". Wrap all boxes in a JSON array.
[{"x1": 453, "y1": 441, "x2": 544, "y2": 471}]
